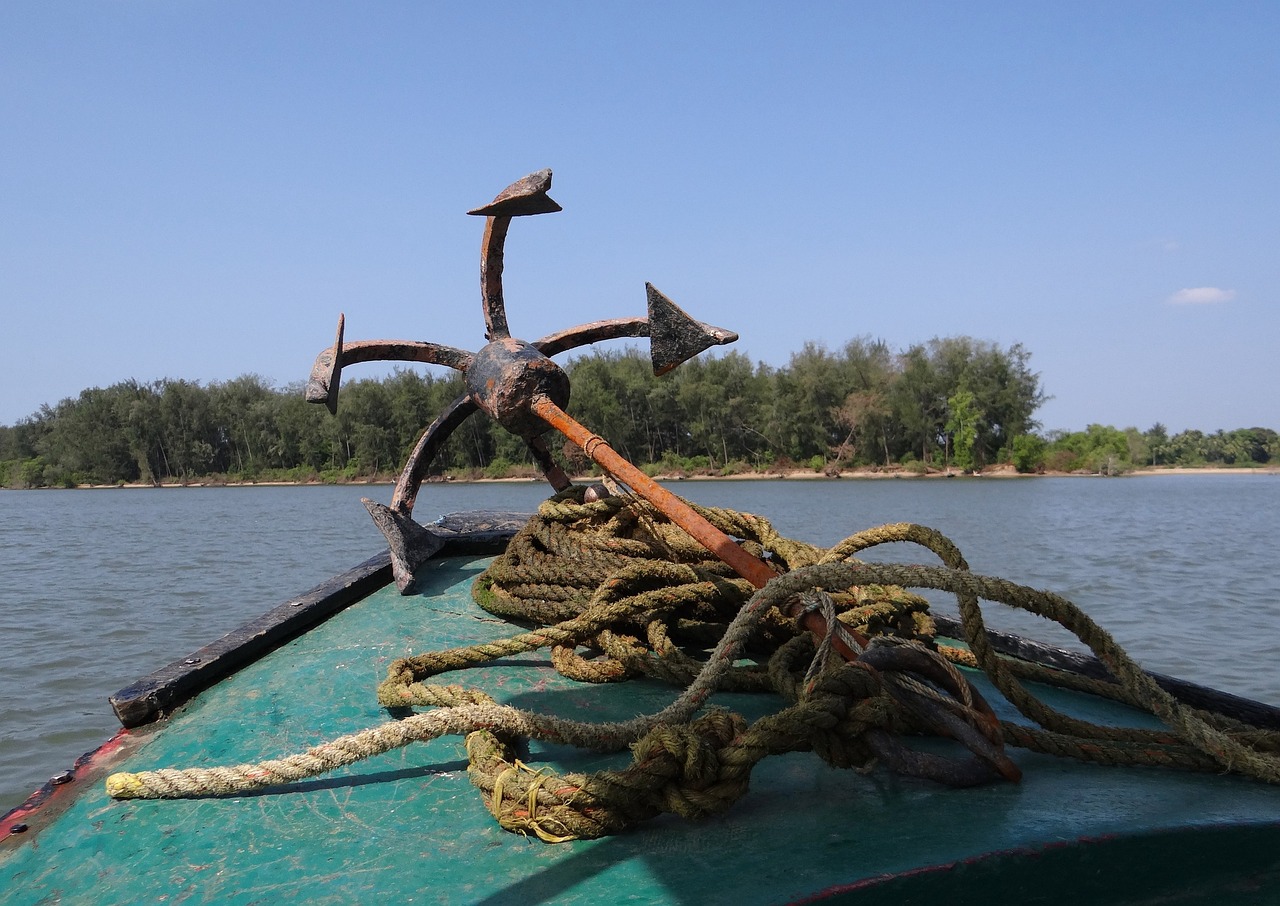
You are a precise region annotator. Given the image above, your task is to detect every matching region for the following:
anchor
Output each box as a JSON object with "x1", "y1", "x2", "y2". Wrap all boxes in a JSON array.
[
  {"x1": 306, "y1": 167, "x2": 1019, "y2": 785},
  {"x1": 305, "y1": 169, "x2": 742, "y2": 593},
  {"x1": 305, "y1": 169, "x2": 883, "y2": 663}
]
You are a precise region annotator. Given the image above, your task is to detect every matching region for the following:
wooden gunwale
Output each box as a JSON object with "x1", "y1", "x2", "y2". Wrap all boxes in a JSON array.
[{"x1": 110, "y1": 515, "x2": 527, "y2": 729}]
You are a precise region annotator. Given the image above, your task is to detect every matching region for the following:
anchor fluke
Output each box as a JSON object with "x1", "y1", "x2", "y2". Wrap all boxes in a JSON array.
[
  {"x1": 305, "y1": 313, "x2": 346, "y2": 415},
  {"x1": 467, "y1": 168, "x2": 562, "y2": 217},
  {"x1": 363, "y1": 498, "x2": 446, "y2": 593},
  {"x1": 646, "y1": 283, "x2": 739, "y2": 376}
]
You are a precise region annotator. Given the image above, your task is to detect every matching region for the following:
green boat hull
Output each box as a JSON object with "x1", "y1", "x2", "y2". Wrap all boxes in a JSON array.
[{"x1": 5, "y1": 550, "x2": 1280, "y2": 904}]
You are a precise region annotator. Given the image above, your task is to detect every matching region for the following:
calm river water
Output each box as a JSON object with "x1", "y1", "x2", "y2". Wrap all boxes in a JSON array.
[{"x1": 2, "y1": 474, "x2": 1278, "y2": 809}]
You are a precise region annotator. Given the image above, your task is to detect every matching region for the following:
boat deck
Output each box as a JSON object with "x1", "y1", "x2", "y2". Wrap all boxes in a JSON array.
[{"x1": 5, "y1": 553, "x2": 1280, "y2": 904}]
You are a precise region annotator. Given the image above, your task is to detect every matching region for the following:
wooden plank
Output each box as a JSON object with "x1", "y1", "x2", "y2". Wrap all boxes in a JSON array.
[
  {"x1": 932, "y1": 613, "x2": 1280, "y2": 729},
  {"x1": 109, "y1": 552, "x2": 392, "y2": 728},
  {"x1": 108, "y1": 512, "x2": 530, "y2": 728}
]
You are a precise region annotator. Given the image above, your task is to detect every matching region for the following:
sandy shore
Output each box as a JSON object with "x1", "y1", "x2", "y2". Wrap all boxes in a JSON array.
[
  {"x1": 652, "y1": 465, "x2": 1278, "y2": 481},
  {"x1": 44, "y1": 463, "x2": 1277, "y2": 490}
]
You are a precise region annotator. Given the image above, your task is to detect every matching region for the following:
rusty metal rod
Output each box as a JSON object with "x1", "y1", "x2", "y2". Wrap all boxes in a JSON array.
[
  {"x1": 480, "y1": 215, "x2": 512, "y2": 340},
  {"x1": 531, "y1": 395, "x2": 775, "y2": 586},
  {"x1": 529, "y1": 394, "x2": 871, "y2": 653}
]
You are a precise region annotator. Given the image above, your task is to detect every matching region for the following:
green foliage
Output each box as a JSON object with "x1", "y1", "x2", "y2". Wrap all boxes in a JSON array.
[
  {"x1": 944, "y1": 388, "x2": 981, "y2": 472},
  {"x1": 1011, "y1": 435, "x2": 1046, "y2": 473},
  {"x1": 5, "y1": 333, "x2": 1268, "y2": 488},
  {"x1": 1041, "y1": 424, "x2": 1135, "y2": 474},
  {"x1": 484, "y1": 457, "x2": 516, "y2": 480},
  {"x1": 649, "y1": 451, "x2": 712, "y2": 476}
]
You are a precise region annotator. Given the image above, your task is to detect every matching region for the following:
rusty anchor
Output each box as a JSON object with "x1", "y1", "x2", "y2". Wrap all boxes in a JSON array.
[
  {"x1": 304, "y1": 168, "x2": 1020, "y2": 785},
  {"x1": 305, "y1": 169, "x2": 740, "y2": 591}
]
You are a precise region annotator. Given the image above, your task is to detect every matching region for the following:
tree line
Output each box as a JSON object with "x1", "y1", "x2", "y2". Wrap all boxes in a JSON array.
[{"x1": 1, "y1": 335, "x2": 1274, "y2": 488}]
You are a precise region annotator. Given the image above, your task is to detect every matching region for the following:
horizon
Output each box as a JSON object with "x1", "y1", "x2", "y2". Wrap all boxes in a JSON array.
[{"x1": 3, "y1": 4, "x2": 1276, "y2": 436}]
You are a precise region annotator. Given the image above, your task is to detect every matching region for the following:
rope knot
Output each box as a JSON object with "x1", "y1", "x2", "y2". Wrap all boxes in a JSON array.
[{"x1": 630, "y1": 710, "x2": 748, "y2": 819}]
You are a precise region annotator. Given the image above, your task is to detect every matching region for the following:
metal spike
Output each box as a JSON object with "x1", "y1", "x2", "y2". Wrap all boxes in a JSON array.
[
  {"x1": 305, "y1": 314, "x2": 346, "y2": 414},
  {"x1": 646, "y1": 284, "x2": 739, "y2": 376},
  {"x1": 467, "y1": 168, "x2": 562, "y2": 217},
  {"x1": 363, "y1": 498, "x2": 446, "y2": 593}
]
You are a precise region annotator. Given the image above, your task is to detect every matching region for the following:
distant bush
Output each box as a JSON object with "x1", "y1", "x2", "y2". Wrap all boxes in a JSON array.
[
  {"x1": 652, "y1": 452, "x2": 713, "y2": 476},
  {"x1": 484, "y1": 457, "x2": 516, "y2": 480},
  {"x1": 719, "y1": 459, "x2": 751, "y2": 476},
  {"x1": 1044, "y1": 449, "x2": 1077, "y2": 473},
  {"x1": 769, "y1": 455, "x2": 796, "y2": 474},
  {"x1": 1012, "y1": 435, "x2": 1046, "y2": 473}
]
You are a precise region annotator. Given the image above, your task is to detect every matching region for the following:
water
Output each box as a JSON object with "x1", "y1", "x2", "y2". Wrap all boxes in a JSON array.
[{"x1": 2, "y1": 474, "x2": 1278, "y2": 810}]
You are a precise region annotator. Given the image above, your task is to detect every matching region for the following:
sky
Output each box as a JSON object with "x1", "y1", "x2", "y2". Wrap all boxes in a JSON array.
[{"x1": 2, "y1": 2, "x2": 1276, "y2": 435}]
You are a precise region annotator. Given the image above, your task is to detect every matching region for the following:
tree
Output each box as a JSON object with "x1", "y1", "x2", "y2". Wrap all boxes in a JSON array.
[
  {"x1": 945, "y1": 388, "x2": 982, "y2": 472},
  {"x1": 767, "y1": 342, "x2": 851, "y2": 463},
  {"x1": 830, "y1": 337, "x2": 895, "y2": 465},
  {"x1": 833, "y1": 390, "x2": 891, "y2": 466},
  {"x1": 1166, "y1": 429, "x2": 1207, "y2": 466},
  {"x1": 209, "y1": 374, "x2": 277, "y2": 477},
  {"x1": 675, "y1": 352, "x2": 768, "y2": 466},
  {"x1": 1046, "y1": 424, "x2": 1133, "y2": 474},
  {"x1": 1222, "y1": 428, "x2": 1274, "y2": 465},
  {"x1": 156, "y1": 380, "x2": 219, "y2": 480},
  {"x1": 118, "y1": 380, "x2": 165, "y2": 484},
  {"x1": 1011, "y1": 434, "x2": 1046, "y2": 473},
  {"x1": 1144, "y1": 423, "x2": 1169, "y2": 466},
  {"x1": 890, "y1": 344, "x2": 947, "y2": 463},
  {"x1": 36, "y1": 386, "x2": 138, "y2": 484},
  {"x1": 910, "y1": 337, "x2": 1045, "y2": 466},
  {"x1": 566, "y1": 352, "x2": 640, "y2": 462}
]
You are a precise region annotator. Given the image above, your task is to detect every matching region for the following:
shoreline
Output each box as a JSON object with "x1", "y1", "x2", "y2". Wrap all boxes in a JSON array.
[{"x1": 15, "y1": 464, "x2": 1279, "y2": 490}]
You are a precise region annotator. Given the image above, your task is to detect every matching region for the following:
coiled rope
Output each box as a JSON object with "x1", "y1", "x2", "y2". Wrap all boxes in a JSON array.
[{"x1": 107, "y1": 488, "x2": 1280, "y2": 841}]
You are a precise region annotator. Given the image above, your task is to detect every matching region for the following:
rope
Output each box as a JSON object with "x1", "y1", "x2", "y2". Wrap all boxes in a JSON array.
[{"x1": 106, "y1": 487, "x2": 1280, "y2": 841}]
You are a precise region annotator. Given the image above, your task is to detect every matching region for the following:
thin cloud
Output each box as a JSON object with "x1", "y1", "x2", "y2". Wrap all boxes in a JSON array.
[{"x1": 1166, "y1": 287, "x2": 1237, "y2": 306}]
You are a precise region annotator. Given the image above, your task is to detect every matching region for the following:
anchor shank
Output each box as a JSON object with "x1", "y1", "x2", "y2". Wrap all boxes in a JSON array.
[
  {"x1": 530, "y1": 395, "x2": 780, "y2": 591},
  {"x1": 533, "y1": 395, "x2": 872, "y2": 651},
  {"x1": 480, "y1": 216, "x2": 512, "y2": 340}
]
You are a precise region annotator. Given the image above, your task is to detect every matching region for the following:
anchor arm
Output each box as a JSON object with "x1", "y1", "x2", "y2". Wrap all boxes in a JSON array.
[
  {"x1": 305, "y1": 312, "x2": 474, "y2": 415},
  {"x1": 532, "y1": 285, "x2": 738, "y2": 375}
]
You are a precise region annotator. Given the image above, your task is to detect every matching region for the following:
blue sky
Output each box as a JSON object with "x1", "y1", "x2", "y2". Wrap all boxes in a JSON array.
[{"x1": 2, "y1": 2, "x2": 1276, "y2": 434}]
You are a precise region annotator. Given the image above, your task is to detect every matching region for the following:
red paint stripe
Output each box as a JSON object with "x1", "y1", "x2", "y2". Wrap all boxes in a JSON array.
[{"x1": 1, "y1": 729, "x2": 132, "y2": 842}]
